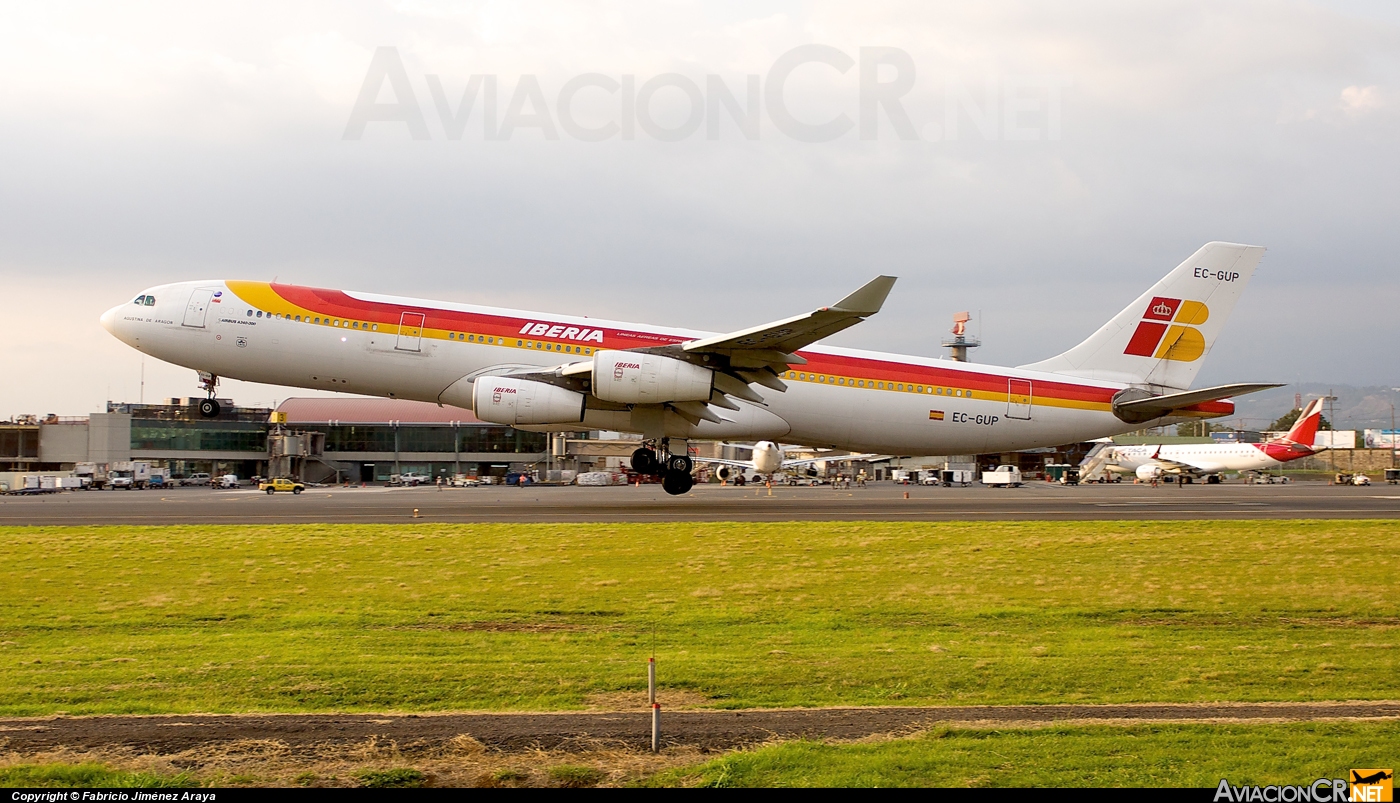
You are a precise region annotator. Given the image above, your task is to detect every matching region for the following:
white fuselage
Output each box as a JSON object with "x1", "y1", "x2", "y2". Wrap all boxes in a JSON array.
[
  {"x1": 1104, "y1": 443, "x2": 1302, "y2": 476},
  {"x1": 102, "y1": 280, "x2": 1212, "y2": 454}
]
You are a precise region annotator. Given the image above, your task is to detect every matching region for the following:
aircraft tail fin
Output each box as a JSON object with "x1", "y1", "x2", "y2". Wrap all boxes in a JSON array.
[
  {"x1": 1279, "y1": 398, "x2": 1325, "y2": 448},
  {"x1": 1019, "y1": 242, "x2": 1265, "y2": 390}
]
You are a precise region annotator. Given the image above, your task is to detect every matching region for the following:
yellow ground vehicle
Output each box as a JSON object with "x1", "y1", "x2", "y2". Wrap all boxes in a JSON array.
[{"x1": 259, "y1": 477, "x2": 304, "y2": 495}]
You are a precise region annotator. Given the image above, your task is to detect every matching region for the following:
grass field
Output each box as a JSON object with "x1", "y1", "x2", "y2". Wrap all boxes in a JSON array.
[
  {"x1": 5, "y1": 722, "x2": 1397, "y2": 787},
  {"x1": 648, "y1": 722, "x2": 1400, "y2": 788},
  {"x1": 0, "y1": 521, "x2": 1396, "y2": 715}
]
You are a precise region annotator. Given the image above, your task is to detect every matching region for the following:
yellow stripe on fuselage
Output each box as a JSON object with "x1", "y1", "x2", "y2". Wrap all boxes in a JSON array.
[
  {"x1": 225, "y1": 280, "x2": 1117, "y2": 412},
  {"x1": 225, "y1": 281, "x2": 308, "y2": 319}
]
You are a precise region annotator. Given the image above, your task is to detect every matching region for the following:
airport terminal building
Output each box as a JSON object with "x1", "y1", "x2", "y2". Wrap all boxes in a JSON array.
[{"x1": 0, "y1": 398, "x2": 550, "y2": 482}]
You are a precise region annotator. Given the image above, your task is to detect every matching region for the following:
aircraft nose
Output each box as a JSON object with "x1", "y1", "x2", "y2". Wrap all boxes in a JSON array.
[{"x1": 100, "y1": 305, "x2": 120, "y2": 336}]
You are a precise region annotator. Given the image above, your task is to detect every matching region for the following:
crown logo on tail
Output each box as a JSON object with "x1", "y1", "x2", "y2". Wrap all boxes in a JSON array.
[{"x1": 1123, "y1": 297, "x2": 1210, "y2": 361}]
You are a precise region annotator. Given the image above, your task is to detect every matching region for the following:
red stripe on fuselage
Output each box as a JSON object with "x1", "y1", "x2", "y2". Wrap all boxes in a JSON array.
[
  {"x1": 1256, "y1": 441, "x2": 1314, "y2": 462},
  {"x1": 264, "y1": 283, "x2": 1138, "y2": 407},
  {"x1": 269, "y1": 283, "x2": 682, "y2": 348}
]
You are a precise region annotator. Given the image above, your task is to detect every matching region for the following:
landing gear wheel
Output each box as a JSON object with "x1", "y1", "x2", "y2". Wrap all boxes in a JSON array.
[
  {"x1": 631, "y1": 448, "x2": 658, "y2": 475},
  {"x1": 198, "y1": 398, "x2": 221, "y2": 418},
  {"x1": 661, "y1": 470, "x2": 694, "y2": 496},
  {"x1": 666, "y1": 454, "x2": 693, "y2": 474}
]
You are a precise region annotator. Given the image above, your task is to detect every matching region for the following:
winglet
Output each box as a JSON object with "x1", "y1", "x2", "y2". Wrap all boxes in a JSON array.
[{"x1": 833, "y1": 276, "x2": 897, "y2": 315}]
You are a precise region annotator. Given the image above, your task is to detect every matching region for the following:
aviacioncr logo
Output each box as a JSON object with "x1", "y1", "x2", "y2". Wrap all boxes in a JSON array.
[{"x1": 1123, "y1": 296, "x2": 1209, "y2": 362}]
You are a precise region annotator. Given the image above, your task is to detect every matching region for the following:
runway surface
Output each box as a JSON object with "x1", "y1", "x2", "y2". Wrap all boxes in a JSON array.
[
  {"x1": 0, "y1": 481, "x2": 1394, "y2": 526},
  {"x1": 4, "y1": 702, "x2": 1397, "y2": 754},
  {"x1": 1, "y1": 480, "x2": 1398, "y2": 524}
]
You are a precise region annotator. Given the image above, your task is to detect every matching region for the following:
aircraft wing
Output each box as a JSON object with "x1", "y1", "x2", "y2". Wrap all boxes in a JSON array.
[
  {"x1": 696, "y1": 457, "x2": 757, "y2": 470},
  {"x1": 1149, "y1": 458, "x2": 1212, "y2": 476},
  {"x1": 681, "y1": 275, "x2": 897, "y2": 363},
  {"x1": 481, "y1": 277, "x2": 897, "y2": 427},
  {"x1": 782, "y1": 453, "x2": 887, "y2": 467},
  {"x1": 623, "y1": 276, "x2": 897, "y2": 424}
]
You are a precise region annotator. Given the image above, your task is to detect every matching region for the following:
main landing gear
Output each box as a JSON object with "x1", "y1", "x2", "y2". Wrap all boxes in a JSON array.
[
  {"x1": 632, "y1": 440, "x2": 694, "y2": 496},
  {"x1": 196, "y1": 372, "x2": 221, "y2": 418}
]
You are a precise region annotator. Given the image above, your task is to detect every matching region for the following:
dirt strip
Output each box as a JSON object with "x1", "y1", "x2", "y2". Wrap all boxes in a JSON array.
[{"x1": 2, "y1": 702, "x2": 1397, "y2": 755}]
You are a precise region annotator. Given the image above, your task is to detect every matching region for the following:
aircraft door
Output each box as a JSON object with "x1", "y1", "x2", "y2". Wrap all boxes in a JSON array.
[
  {"x1": 396, "y1": 311, "x2": 426, "y2": 352},
  {"x1": 182, "y1": 289, "x2": 214, "y2": 328},
  {"x1": 1007, "y1": 378, "x2": 1032, "y2": 420}
]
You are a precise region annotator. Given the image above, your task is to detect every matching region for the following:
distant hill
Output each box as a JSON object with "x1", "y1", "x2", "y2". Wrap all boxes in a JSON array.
[{"x1": 1222, "y1": 384, "x2": 1400, "y2": 432}]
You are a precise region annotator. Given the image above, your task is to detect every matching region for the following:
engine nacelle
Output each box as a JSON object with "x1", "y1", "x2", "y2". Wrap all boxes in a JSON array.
[
  {"x1": 473, "y1": 377, "x2": 585, "y2": 426},
  {"x1": 1136, "y1": 464, "x2": 1165, "y2": 481},
  {"x1": 592, "y1": 351, "x2": 713, "y2": 404}
]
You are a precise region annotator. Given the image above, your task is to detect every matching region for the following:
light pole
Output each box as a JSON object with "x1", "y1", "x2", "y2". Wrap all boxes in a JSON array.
[
  {"x1": 1391, "y1": 390, "x2": 1397, "y2": 469},
  {"x1": 1322, "y1": 392, "x2": 1339, "y2": 475}
]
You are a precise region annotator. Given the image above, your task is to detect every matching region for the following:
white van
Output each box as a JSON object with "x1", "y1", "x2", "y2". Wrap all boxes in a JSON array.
[{"x1": 981, "y1": 465, "x2": 1024, "y2": 487}]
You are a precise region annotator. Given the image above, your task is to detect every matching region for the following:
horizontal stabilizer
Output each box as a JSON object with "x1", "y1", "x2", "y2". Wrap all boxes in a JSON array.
[{"x1": 1113, "y1": 382, "x2": 1280, "y2": 423}]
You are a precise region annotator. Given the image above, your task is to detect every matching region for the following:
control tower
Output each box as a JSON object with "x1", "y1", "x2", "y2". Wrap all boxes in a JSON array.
[{"x1": 941, "y1": 311, "x2": 981, "y2": 362}]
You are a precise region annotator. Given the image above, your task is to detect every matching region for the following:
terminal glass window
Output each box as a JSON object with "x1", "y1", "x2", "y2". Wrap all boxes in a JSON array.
[
  {"x1": 130, "y1": 422, "x2": 268, "y2": 453},
  {"x1": 317, "y1": 426, "x2": 396, "y2": 452},
  {"x1": 0, "y1": 429, "x2": 40, "y2": 459},
  {"x1": 398, "y1": 427, "x2": 458, "y2": 453},
  {"x1": 459, "y1": 426, "x2": 547, "y2": 454}
]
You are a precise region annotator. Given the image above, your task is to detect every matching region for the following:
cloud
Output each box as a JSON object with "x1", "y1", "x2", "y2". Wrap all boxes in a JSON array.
[
  {"x1": 1340, "y1": 83, "x2": 1384, "y2": 115},
  {"x1": 2, "y1": 0, "x2": 1398, "y2": 416}
]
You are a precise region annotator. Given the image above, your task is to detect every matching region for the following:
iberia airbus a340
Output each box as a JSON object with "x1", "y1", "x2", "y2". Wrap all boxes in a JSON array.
[{"x1": 102, "y1": 242, "x2": 1278, "y2": 495}]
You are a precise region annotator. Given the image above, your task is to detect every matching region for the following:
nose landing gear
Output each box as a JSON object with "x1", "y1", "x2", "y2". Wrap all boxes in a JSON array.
[
  {"x1": 196, "y1": 371, "x2": 221, "y2": 418},
  {"x1": 632, "y1": 440, "x2": 695, "y2": 496}
]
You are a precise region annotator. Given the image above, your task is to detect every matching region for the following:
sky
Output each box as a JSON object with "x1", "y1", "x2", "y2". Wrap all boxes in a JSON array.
[{"x1": 2, "y1": 1, "x2": 1397, "y2": 418}]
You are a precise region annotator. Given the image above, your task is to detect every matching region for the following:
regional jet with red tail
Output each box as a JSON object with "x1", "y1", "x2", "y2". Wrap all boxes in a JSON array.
[
  {"x1": 102, "y1": 242, "x2": 1277, "y2": 494},
  {"x1": 1096, "y1": 397, "x2": 1327, "y2": 482}
]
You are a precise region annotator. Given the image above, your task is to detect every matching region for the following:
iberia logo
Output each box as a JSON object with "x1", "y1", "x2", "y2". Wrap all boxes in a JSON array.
[
  {"x1": 1351, "y1": 769, "x2": 1393, "y2": 802},
  {"x1": 1123, "y1": 296, "x2": 1210, "y2": 362}
]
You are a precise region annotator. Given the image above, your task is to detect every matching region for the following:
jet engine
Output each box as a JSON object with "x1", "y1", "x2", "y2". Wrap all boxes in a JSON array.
[
  {"x1": 1136, "y1": 464, "x2": 1165, "y2": 482},
  {"x1": 592, "y1": 351, "x2": 713, "y2": 404},
  {"x1": 472, "y1": 377, "x2": 585, "y2": 426}
]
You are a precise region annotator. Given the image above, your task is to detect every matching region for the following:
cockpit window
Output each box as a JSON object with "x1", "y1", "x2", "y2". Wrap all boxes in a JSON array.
[
  {"x1": 144, "y1": 296, "x2": 156, "y2": 306},
  {"x1": 134, "y1": 295, "x2": 146, "y2": 304}
]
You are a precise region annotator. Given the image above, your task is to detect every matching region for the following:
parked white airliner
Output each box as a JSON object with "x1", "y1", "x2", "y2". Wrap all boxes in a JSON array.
[
  {"x1": 701, "y1": 442, "x2": 883, "y2": 483},
  {"x1": 1099, "y1": 398, "x2": 1327, "y2": 482},
  {"x1": 102, "y1": 242, "x2": 1277, "y2": 494}
]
